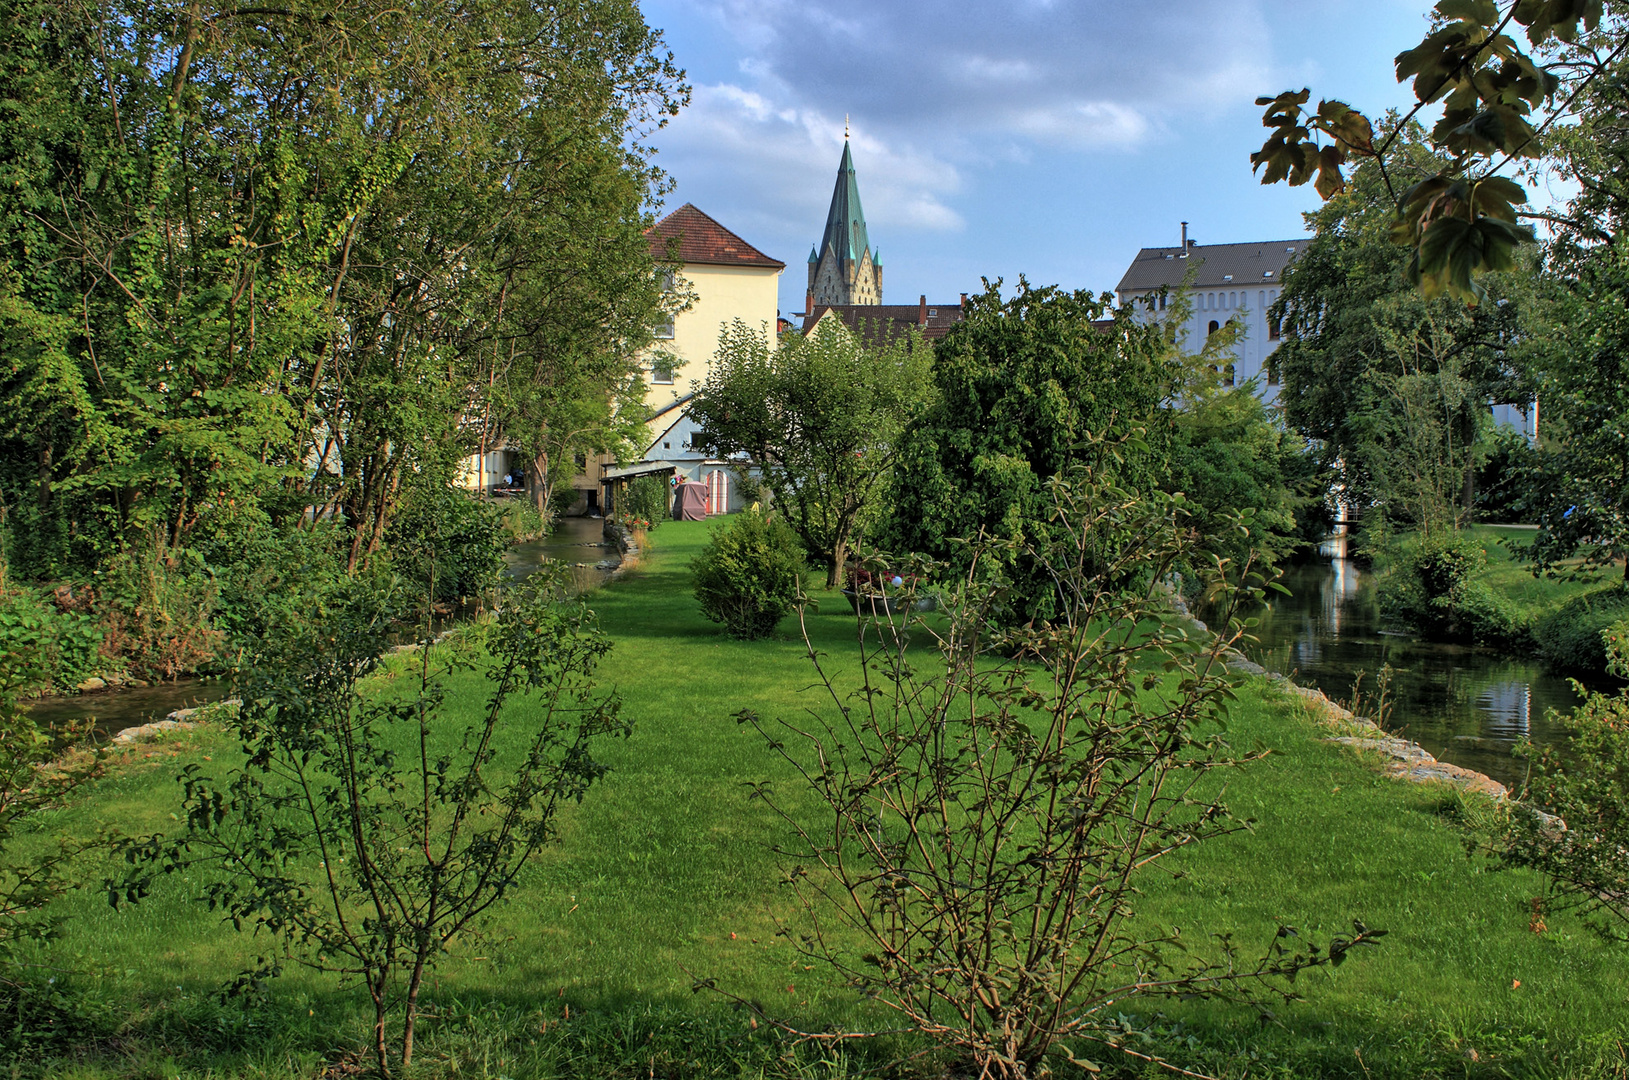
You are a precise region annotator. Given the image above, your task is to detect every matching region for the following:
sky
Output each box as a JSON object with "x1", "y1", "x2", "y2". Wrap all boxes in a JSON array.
[{"x1": 637, "y1": 0, "x2": 1434, "y2": 319}]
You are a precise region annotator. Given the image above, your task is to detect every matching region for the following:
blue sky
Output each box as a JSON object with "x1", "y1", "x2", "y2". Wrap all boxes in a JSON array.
[{"x1": 638, "y1": 0, "x2": 1434, "y2": 318}]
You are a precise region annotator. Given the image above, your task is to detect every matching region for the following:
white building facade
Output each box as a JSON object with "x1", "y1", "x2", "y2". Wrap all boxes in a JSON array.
[{"x1": 1115, "y1": 236, "x2": 1305, "y2": 403}]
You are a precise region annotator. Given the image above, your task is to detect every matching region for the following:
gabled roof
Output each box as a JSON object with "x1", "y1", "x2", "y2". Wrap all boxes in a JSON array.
[
  {"x1": 647, "y1": 204, "x2": 785, "y2": 270},
  {"x1": 801, "y1": 301, "x2": 964, "y2": 345},
  {"x1": 817, "y1": 142, "x2": 872, "y2": 268},
  {"x1": 1116, "y1": 240, "x2": 1307, "y2": 293}
]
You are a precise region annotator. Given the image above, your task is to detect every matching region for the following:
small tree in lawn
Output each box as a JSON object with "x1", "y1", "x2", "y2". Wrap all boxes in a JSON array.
[
  {"x1": 121, "y1": 566, "x2": 628, "y2": 1076},
  {"x1": 688, "y1": 319, "x2": 932, "y2": 588},
  {"x1": 725, "y1": 438, "x2": 1383, "y2": 1078},
  {"x1": 691, "y1": 507, "x2": 805, "y2": 639}
]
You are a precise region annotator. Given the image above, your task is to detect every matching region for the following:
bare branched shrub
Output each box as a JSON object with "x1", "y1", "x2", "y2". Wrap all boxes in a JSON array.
[{"x1": 728, "y1": 458, "x2": 1382, "y2": 1078}]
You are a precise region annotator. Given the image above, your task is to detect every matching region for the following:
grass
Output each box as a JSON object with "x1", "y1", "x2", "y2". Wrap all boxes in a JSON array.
[
  {"x1": 1466, "y1": 525, "x2": 1606, "y2": 617},
  {"x1": 7, "y1": 519, "x2": 1628, "y2": 1079}
]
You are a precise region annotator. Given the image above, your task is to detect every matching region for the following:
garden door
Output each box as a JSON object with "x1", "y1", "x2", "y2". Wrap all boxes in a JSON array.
[{"x1": 705, "y1": 470, "x2": 729, "y2": 515}]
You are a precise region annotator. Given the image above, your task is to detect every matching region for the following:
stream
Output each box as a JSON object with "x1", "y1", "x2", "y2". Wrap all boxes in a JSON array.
[
  {"x1": 1242, "y1": 559, "x2": 1588, "y2": 790},
  {"x1": 23, "y1": 514, "x2": 617, "y2": 740}
]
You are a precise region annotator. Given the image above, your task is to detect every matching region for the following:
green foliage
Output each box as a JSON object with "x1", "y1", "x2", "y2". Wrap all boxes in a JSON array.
[
  {"x1": 882, "y1": 280, "x2": 1175, "y2": 625},
  {"x1": 0, "y1": 0, "x2": 685, "y2": 579},
  {"x1": 621, "y1": 476, "x2": 670, "y2": 530},
  {"x1": 690, "y1": 319, "x2": 933, "y2": 588},
  {"x1": 1251, "y1": 1, "x2": 1619, "y2": 303},
  {"x1": 690, "y1": 510, "x2": 805, "y2": 639},
  {"x1": 735, "y1": 465, "x2": 1382, "y2": 1078},
  {"x1": 1168, "y1": 383, "x2": 1321, "y2": 565},
  {"x1": 1535, "y1": 585, "x2": 1629, "y2": 675},
  {"x1": 1270, "y1": 138, "x2": 1530, "y2": 511},
  {"x1": 1497, "y1": 626, "x2": 1629, "y2": 945},
  {"x1": 0, "y1": 590, "x2": 103, "y2": 694},
  {"x1": 1519, "y1": 246, "x2": 1629, "y2": 582},
  {"x1": 1379, "y1": 531, "x2": 1531, "y2": 647},
  {"x1": 387, "y1": 486, "x2": 506, "y2": 603},
  {"x1": 121, "y1": 571, "x2": 628, "y2": 1076}
]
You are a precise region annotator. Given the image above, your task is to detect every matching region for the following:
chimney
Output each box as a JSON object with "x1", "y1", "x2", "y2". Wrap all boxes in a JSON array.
[
  {"x1": 805, "y1": 289, "x2": 814, "y2": 317},
  {"x1": 1181, "y1": 221, "x2": 1188, "y2": 250},
  {"x1": 919, "y1": 294, "x2": 927, "y2": 325},
  {"x1": 960, "y1": 292, "x2": 968, "y2": 307}
]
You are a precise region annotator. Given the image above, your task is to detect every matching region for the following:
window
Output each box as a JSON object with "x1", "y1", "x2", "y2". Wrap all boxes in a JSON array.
[
  {"x1": 574, "y1": 452, "x2": 586, "y2": 468},
  {"x1": 651, "y1": 358, "x2": 674, "y2": 384},
  {"x1": 1266, "y1": 359, "x2": 1280, "y2": 386},
  {"x1": 928, "y1": 308, "x2": 937, "y2": 316},
  {"x1": 1207, "y1": 320, "x2": 1220, "y2": 337},
  {"x1": 1268, "y1": 316, "x2": 1281, "y2": 341},
  {"x1": 653, "y1": 317, "x2": 675, "y2": 340},
  {"x1": 1224, "y1": 364, "x2": 1236, "y2": 387}
]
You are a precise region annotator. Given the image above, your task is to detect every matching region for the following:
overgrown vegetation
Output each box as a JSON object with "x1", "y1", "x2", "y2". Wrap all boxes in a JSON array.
[{"x1": 0, "y1": 0, "x2": 686, "y2": 685}]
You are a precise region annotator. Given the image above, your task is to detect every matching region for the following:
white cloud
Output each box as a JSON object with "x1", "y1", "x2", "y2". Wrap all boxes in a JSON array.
[{"x1": 654, "y1": 81, "x2": 963, "y2": 260}]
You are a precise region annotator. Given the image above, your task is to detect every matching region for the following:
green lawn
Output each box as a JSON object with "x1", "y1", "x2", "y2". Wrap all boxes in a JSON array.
[{"x1": 10, "y1": 519, "x2": 1628, "y2": 1079}]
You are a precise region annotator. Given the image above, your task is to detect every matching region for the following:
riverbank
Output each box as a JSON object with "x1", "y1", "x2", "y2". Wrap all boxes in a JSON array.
[
  {"x1": 1370, "y1": 524, "x2": 1628, "y2": 678},
  {"x1": 9, "y1": 519, "x2": 1628, "y2": 1079}
]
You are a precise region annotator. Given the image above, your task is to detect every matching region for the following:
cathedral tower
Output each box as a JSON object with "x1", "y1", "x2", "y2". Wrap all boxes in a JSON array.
[{"x1": 807, "y1": 138, "x2": 882, "y2": 307}]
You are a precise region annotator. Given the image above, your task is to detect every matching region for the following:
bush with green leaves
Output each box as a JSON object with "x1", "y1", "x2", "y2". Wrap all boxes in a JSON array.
[
  {"x1": 1497, "y1": 624, "x2": 1629, "y2": 944},
  {"x1": 1378, "y1": 531, "x2": 1529, "y2": 648},
  {"x1": 691, "y1": 509, "x2": 805, "y2": 639},
  {"x1": 1537, "y1": 585, "x2": 1629, "y2": 676},
  {"x1": 0, "y1": 589, "x2": 104, "y2": 693},
  {"x1": 387, "y1": 485, "x2": 507, "y2": 603},
  {"x1": 620, "y1": 475, "x2": 670, "y2": 530}
]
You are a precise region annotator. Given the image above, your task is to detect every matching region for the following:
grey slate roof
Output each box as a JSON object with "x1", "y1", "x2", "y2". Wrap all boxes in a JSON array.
[{"x1": 1115, "y1": 240, "x2": 1308, "y2": 293}]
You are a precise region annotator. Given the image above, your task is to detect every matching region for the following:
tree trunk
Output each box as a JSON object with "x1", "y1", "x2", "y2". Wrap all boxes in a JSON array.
[
  {"x1": 827, "y1": 534, "x2": 847, "y2": 590},
  {"x1": 371, "y1": 970, "x2": 391, "y2": 1078},
  {"x1": 528, "y1": 452, "x2": 550, "y2": 516},
  {"x1": 402, "y1": 950, "x2": 429, "y2": 1067}
]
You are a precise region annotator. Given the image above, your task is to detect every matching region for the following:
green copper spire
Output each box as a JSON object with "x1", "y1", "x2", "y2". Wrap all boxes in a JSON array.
[{"x1": 818, "y1": 140, "x2": 871, "y2": 269}]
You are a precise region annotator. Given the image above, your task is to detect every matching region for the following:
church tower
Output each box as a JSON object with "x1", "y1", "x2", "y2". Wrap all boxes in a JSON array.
[{"x1": 807, "y1": 138, "x2": 882, "y2": 307}]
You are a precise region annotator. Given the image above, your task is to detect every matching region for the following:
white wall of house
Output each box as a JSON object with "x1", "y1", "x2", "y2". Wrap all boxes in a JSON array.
[{"x1": 1118, "y1": 282, "x2": 1287, "y2": 404}]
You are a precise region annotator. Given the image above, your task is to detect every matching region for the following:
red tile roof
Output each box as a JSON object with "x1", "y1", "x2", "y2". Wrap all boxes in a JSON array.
[{"x1": 647, "y1": 204, "x2": 785, "y2": 270}]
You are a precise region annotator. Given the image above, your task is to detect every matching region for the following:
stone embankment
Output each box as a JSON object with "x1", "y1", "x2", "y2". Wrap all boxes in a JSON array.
[{"x1": 107, "y1": 700, "x2": 240, "y2": 747}]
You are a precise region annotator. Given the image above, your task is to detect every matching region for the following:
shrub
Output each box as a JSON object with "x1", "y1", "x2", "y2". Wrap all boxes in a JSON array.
[
  {"x1": 622, "y1": 475, "x2": 670, "y2": 530},
  {"x1": 0, "y1": 590, "x2": 105, "y2": 693},
  {"x1": 691, "y1": 509, "x2": 805, "y2": 639},
  {"x1": 1495, "y1": 627, "x2": 1629, "y2": 943},
  {"x1": 1537, "y1": 585, "x2": 1629, "y2": 676},
  {"x1": 1378, "y1": 531, "x2": 1530, "y2": 648},
  {"x1": 388, "y1": 484, "x2": 506, "y2": 603},
  {"x1": 729, "y1": 468, "x2": 1381, "y2": 1078}
]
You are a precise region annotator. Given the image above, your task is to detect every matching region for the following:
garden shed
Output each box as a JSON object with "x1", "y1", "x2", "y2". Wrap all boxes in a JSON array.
[{"x1": 601, "y1": 460, "x2": 678, "y2": 518}]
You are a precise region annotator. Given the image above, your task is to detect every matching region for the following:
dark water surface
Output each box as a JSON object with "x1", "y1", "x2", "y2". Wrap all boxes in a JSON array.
[
  {"x1": 26, "y1": 515, "x2": 617, "y2": 738},
  {"x1": 503, "y1": 513, "x2": 615, "y2": 584},
  {"x1": 1242, "y1": 560, "x2": 1588, "y2": 790}
]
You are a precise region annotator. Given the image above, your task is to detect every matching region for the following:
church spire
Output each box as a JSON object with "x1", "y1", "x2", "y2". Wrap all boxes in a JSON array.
[
  {"x1": 819, "y1": 142, "x2": 871, "y2": 269},
  {"x1": 809, "y1": 133, "x2": 882, "y2": 305}
]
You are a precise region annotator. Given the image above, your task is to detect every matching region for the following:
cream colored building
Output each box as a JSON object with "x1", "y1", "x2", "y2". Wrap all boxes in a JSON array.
[{"x1": 567, "y1": 204, "x2": 784, "y2": 515}]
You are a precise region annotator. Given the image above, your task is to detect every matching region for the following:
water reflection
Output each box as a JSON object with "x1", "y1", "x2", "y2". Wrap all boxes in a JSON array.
[{"x1": 1243, "y1": 561, "x2": 1585, "y2": 790}]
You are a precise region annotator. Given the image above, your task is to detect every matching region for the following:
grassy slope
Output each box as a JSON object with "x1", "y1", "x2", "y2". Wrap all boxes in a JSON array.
[{"x1": 16, "y1": 520, "x2": 1628, "y2": 1079}]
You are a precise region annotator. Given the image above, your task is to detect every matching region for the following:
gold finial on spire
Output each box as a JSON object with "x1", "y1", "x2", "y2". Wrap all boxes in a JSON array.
[{"x1": 844, "y1": 114, "x2": 850, "y2": 140}]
